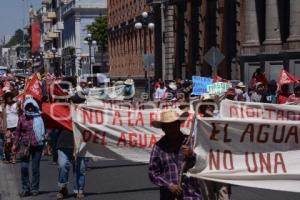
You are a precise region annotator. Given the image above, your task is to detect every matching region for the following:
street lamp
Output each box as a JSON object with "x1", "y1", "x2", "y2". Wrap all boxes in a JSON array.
[
  {"x1": 51, "y1": 47, "x2": 59, "y2": 76},
  {"x1": 84, "y1": 34, "x2": 97, "y2": 75},
  {"x1": 39, "y1": 51, "x2": 45, "y2": 74},
  {"x1": 135, "y1": 11, "x2": 155, "y2": 99}
]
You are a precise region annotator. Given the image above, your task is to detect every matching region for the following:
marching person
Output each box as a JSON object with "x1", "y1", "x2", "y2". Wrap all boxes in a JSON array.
[
  {"x1": 261, "y1": 80, "x2": 278, "y2": 104},
  {"x1": 149, "y1": 109, "x2": 202, "y2": 200},
  {"x1": 56, "y1": 127, "x2": 86, "y2": 200},
  {"x1": 235, "y1": 82, "x2": 250, "y2": 102},
  {"x1": 277, "y1": 84, "x2": 291, "y2": 104},
  {"x1": 56, "y1": 99, "x2": 87, "y2": 200},
  {"x1": 12, "y1": 96, "x2": 45, "y2": 197},
  {"x1": 2, "y1": 91, "x2": 20, "y2": 164},
  {"x1": 154, "y1": 82, "x2": 167, "y2": 101},
  {"x1": 196, "y1": 94, "x2": 231, "y2": 200},
  {"x1": 250, "y1": 82, "x2": 267, "y2": 103},
  {"x1": 286, "y1": 84, "x2": 300, "y2": 104},
  {"x1": 225, "y1": 88, "x2": 236, "y2": 101}
]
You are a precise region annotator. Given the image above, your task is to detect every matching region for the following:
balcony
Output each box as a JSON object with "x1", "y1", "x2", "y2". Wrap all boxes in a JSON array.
[
  {"x1": 47, "y1": 11, "x2": 57, "y2": 19},
  {"x1": 42, "y1": 15, "x2": 52, "y2": 23},
  {"x1": 47, "y1": 31, "x2": 59, "y2": 38},
  {"x1": 44, "y1": 34, "x2": 52, "y2": 41},
  {"x1": 52, "y1": 22, "x2": 64, "y2": 32},
  {"x1": 42, "y1": 0, "x2": 52, "y2": 5}
]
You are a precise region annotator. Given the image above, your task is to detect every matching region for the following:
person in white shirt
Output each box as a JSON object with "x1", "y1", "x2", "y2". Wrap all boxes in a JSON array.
[
  {"x1": 154, "y1": 82, "x2": 167, "y2": 101},
  {"x1": 2, "y1": 91, "x2": 19, "y2": 163},
  {"x1": 235, "y1": 82, "x2": 250, "y2": 102}
]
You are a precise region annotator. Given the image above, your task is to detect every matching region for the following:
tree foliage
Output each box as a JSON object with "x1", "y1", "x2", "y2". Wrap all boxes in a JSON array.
[
  {"x1": 87, "y1": 16, "x2": 108, "y2": 50},
  {"x1": 5, "y1": 29, "x2": 28, "y2": 47}
]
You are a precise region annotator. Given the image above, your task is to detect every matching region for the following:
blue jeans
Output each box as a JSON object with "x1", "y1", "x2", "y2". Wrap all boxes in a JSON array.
[
  {"x1": 49, "y1": 129, "x2": 59, "y2": 162},
  {"x1": 0, "y1": 134, "x2": 3, "y2": 160},
  {"x1": 57, "y1": 149, "x2": 86, "y2": 194},
  {"x1": 20, "y1": 145, "x2": 43, "y2": 192}
]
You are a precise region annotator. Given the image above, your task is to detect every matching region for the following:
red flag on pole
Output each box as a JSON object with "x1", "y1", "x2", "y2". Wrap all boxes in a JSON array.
[
  {"x1": 213, "y1": 74, "x2": 223, "y2": 83},
  {"x1": 278, "y1": 69, "x2": 299, "y2": 86},
  {"x1": 24, "y1": 74, "x2": 43, "y2": 102},
  {"x1": 52, "y1": 81, "x2": 68, "y2": 97},
  {"x1": 31, "y1": 17, "x2": 41, "y2": 54},
  {"x1": 42, "y1": 103, "x2": 72, "y2": 131}
]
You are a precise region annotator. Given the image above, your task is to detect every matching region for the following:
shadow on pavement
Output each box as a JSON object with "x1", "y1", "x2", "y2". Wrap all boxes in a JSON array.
[
  {"x1": 87, "y1": 163, "x2": 147, "y2": 170},
  {"x1": 83, "y1": 187, "x2": 159, "y2": 197}
]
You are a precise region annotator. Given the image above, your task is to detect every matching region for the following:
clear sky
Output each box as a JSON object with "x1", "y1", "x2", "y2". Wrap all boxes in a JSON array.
[{"x1": 0, "y1": 0, "x2": 42, "y2": 42}]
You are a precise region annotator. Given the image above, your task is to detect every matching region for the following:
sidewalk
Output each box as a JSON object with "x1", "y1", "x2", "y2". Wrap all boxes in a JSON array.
[{"x1": 0, "y1": 162, "x2": 21, "y2": 200}]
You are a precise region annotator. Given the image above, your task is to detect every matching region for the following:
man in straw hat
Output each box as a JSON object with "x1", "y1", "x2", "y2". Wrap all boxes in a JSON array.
[{"x1": 149, "y1": 109, "x2": 202, "y2": 200}]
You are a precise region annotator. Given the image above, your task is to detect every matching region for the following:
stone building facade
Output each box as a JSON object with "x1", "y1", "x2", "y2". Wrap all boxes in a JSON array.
[
  {"x1": 108, "y1": 0, "x2": 155, "y2": 80},
  {"x1": 109, "y1": 0, "x2": 300, "y2": 83},
  {"x1": 150, "y1": 0, "x2": 300, "y2": 83},
  {"x1": 240, "y1": 0, "x2": 300, "y2": 84}
]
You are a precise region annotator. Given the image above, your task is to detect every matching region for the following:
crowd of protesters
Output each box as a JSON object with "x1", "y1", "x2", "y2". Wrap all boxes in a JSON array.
[
  {"x1": 0, "y1": 67, "x2": 299, "y2": 200},
  {"x1": 147, "y1": 68, "x2": 300, "y2": 200},
  {"x1": 0, "y1": 72, "x2": 88, "y2": 199}
]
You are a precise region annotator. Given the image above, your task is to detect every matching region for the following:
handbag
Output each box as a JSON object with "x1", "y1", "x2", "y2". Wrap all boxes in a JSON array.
[{"x1": 19, "y1": 129, "x2": 32, "y2": 159}]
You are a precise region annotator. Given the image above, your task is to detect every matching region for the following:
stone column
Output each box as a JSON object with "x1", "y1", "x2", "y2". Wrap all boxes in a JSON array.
[
  {"x1": 164, "y1": 4, "x2": 176, "y2": 81},
  {"x1": 75, "y1": 13, "x2": 81, "y2": 76},
  {"x1": 287, "y1": 0, "x2": 300, "y2": 49},
  {"x1": 263, "y1": 0, "x2": 281, "y2": 52},
  {"x1": 241, "y1": 0, "x2": 260, "y2": 55}
]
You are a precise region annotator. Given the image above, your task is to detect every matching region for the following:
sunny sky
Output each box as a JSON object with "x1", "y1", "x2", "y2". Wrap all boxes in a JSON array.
[{"x1": 0, "y1": 0, "x2": 42, "y2": 42}]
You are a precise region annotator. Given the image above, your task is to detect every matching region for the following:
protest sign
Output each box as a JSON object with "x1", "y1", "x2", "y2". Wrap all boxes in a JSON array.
[
  {"x1": 220, "y1": 99, "x2": 300, "y2": 121},
  {"x1": 188, "y1": 101, "x2": 300, "y2": 193},
  {"x1": 72, "y1": 104, "x2": 192, "y2": 162},
  {"x1": 192, "y1": 76, "x2": 213, "y2": 95},
  {"x1": 207, "y1": 82, "x2": 231, "y2": 95}
]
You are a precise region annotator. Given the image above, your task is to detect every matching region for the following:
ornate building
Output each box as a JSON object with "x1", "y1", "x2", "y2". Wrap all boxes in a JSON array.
[
  {"x1": 108, "y1": 0, "x2": 155, "y2": 80},
  {"x1": 109, "y1": 0, "x2": 300, "y2": 83}
]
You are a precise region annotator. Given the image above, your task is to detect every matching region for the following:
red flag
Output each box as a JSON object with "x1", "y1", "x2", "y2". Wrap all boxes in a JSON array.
[
  {"x1": 42, "y1": 103, "x2": 72, "y2": 131},
  {"x1": 0, "y1": 87, "x2": 4, "y2": 97},
  {"x1": 24, "y1": 74, "x2": 43, "y2": 101},
  {"x1": 52, "y1": 81, "x2": 68, "y2": 97},
  {"x1": 213, "y1": 75, "x2": 223, "y2": 83},
  {"x1": 31, "y1": 17, "x2": 41, "y2": 54},
  {"x1": 278, "y1": 69, "x2": 299, "y2": 86}
]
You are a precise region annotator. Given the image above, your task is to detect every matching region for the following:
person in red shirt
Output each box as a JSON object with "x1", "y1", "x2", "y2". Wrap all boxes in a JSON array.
[
  {"x1": 277, "y1": 84, "x2": 291, "y2": 104},
  {"x1": 287, "y1": 84, "x2": 300, "y2": 104}
]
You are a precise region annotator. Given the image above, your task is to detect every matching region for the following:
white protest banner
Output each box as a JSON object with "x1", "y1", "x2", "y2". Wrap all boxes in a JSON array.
[
  {"x1": 220, "y1": 99, "x2": 300, "y2": 121},
  {"x1": 88, "y1": 85, "x2": 126, "y2": 100},
  {"x1": 188, "y1": 116, "x2": 300, "y2": 193},
  {"x1": 72, "y1": 104, "x2": 192, "y2": 162}
]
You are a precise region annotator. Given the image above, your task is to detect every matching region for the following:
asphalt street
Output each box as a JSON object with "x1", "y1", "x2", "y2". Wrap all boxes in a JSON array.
[{"x1": 1, "y1": 157, "x2": 300, "y2": 200}]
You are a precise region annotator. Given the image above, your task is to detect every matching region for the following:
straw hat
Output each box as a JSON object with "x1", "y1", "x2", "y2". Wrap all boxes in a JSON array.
[
  {"x1": 236, "y1": 82, "x2": 246, "y2": 88},
  {"x1": 124, "y1": 79, "x2": 134, "y2": 85},
  {"x1": 201, "y1": 94, "x2": 216, "y2": 102},
  {"x1": 168, "y1": 82, "x2": 177, "y2": 91},
  {"x1": 152, "y1": 109, "x2": 189, "y2": 128}
]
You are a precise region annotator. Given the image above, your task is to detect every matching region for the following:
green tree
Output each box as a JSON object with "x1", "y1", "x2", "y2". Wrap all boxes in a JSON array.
[
  {"x1": 87, "y1": 16, "x2": 108, "y2": 51},
  {"x1": 5, "y1": 29, "x2": 28, "y2": 47}
]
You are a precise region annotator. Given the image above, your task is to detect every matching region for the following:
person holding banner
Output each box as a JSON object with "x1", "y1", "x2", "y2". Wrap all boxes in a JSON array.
[
  {"x1": 149, "y1": 110, "x2": 202, "y2": 200},
  {"x1": 56, "y1": 128, "x2": 86, "y2": 200},
  {"x1": 287, "y1": 84, "x2": 300, "y2": 104},
  {"x1": 197, "y1": 95, "x2": 231, "y2": 200}
]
